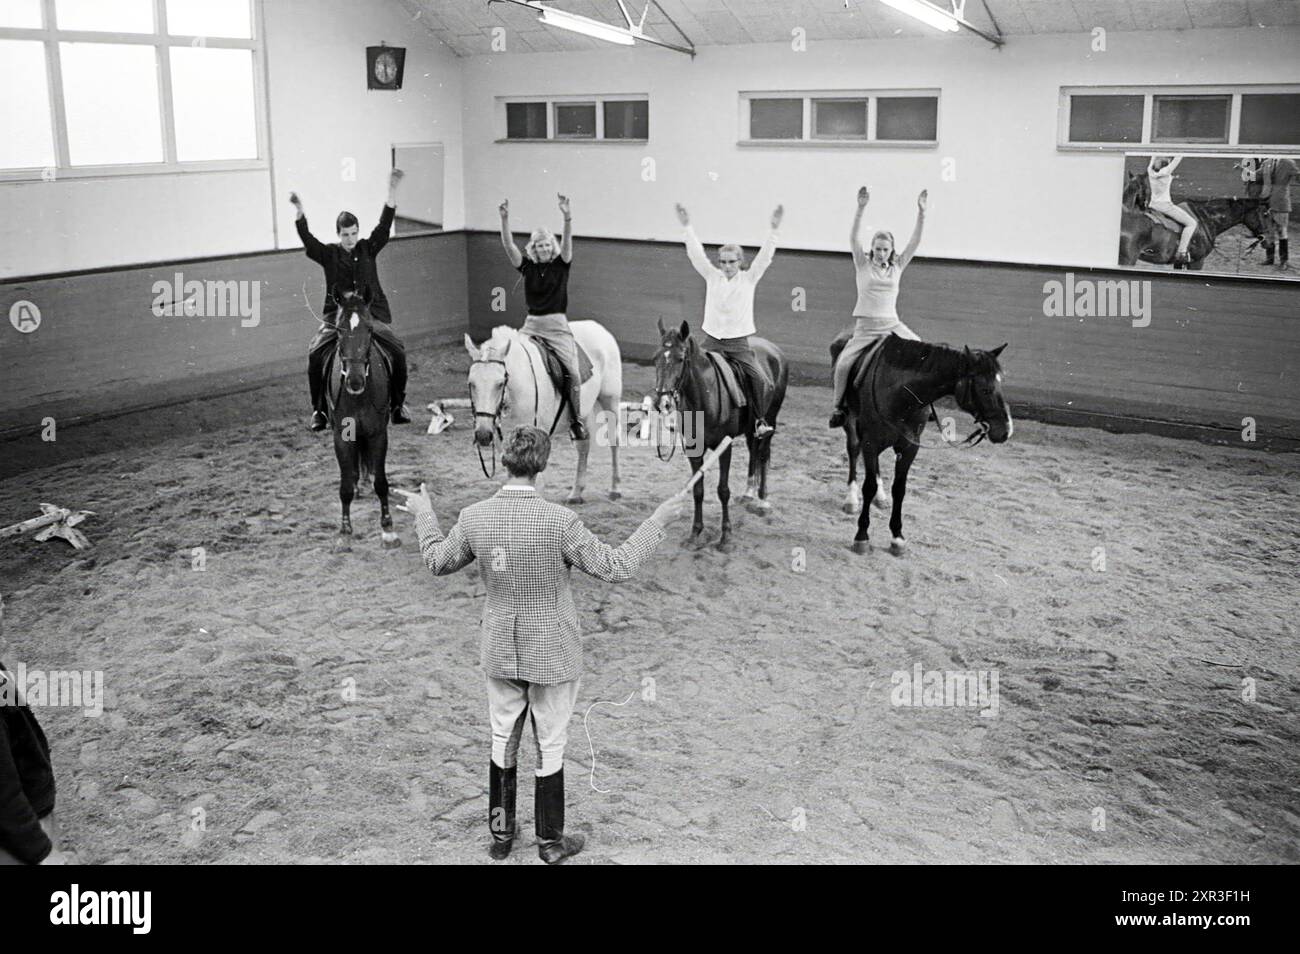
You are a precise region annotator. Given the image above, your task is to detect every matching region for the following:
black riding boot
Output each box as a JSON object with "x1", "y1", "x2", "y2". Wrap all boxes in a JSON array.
[
  {"x1": 1264, "y1": 242, "x2": 1276, "y2": 265},
  {"x1": 488, "y1": 761, "x2": 517, "y2": 860},
  {"x1": 307, "y1": 355, "x2": 328, "y2": 430},
  {"x1": 536, "y1": 768, "x2": 584, "y2": 864},
  {"x1": 1281, "y1": 238, "x2": 1290, "y2": 267},
  {"x1": 567, "y1": 380, "x2": 588, "y2": 441},
  {"x1": 388, "y1": 346, "x2": 411, "y2": 424}
]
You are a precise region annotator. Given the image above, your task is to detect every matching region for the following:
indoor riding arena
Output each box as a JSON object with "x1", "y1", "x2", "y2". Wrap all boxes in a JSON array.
[{"x1": 2, "y1": 0, "x2": 1299, "y2": 887}]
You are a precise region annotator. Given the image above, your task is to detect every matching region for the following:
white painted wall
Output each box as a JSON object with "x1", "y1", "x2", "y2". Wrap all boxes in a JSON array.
[
  {"x1": 265, "y1": 0, "x2": 464, "y2": 249},
  {"x1": 459, "y1": 26, "x2": 1300, "y2": 268},
  {"x1": 0, "y1": 0, "x2": 464, "y2": 278}
]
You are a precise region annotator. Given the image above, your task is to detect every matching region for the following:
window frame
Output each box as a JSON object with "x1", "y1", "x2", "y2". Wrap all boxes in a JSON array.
[
  {"x1": 1059, "y1": 84, "x2": 1300, "y2": 153},
  {"x1": 739, "y1": 89, "x2": 940, "y2": 148},
  {"x1": 497, "y1": 94, "x2": 649, "y2": 143},
  {"x1": 0, "y1": 0, "x2": 268, "y2": 181}
]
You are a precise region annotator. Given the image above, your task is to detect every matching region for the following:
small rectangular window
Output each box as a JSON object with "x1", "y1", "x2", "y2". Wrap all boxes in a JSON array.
[
  {"x1": 505, "y1": 102, "x2": 547, "y2": 139},
  {"x1": 165, "y1": 0, "x2": 253, "y2": 39},
  {"x1": 1152, "y1": 94, "x2": 1229, "y2": 143},
  {"x1": 750, "y1": 98, "x2": 803, "y2": 139},
  {"x1": 876, "y1": 96, "x2": 938, "y2": 142},
  {"x1": 0, "y1": 40, "x2": 56, "y2": 169},
  {"x1": 0, "y1": 0, "x2": 42, "y2": 28},
  {"x1": 60, "y1": 42, "x2": 164, "y2": 165},
  {"x1": 812, "y1": 99, "x2": 867, "y2": 139},
  {"x1": 56, "y1": 0, "x2": 154, "y2": 33},
  {"x1": 603, "y1": 100, "x2": 648, "y2": 139},
  {"x1": 1068, "y1": 94, "x2": 1144, "y2": 143},
  {"x1": 170, "y1": 47, "x2": 258, "y2": 161},
  {"x1": 554, "y1": 102, "x2": 596, "y2": 138},
  {"x1": 1239, "y1": 93, "x2": 1300, "y2": 146}
]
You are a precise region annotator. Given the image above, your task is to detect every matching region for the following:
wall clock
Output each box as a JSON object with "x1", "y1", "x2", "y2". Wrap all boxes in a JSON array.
[{"x1": 366, "y1": 44, "x2": 405, "y2": 90}]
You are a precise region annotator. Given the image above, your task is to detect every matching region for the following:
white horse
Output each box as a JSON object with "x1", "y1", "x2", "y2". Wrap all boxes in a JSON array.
[{"x1": 464, "y1": 323, "x2": 623, "y2": 503}]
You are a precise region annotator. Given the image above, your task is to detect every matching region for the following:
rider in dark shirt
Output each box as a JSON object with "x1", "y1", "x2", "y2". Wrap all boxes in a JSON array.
[
  {"x1": 294, "y1": 170, "x2": 411, "y2": 431},
  {"x1": 499, "y1": 194, "x2": 588, "y2": 441}
]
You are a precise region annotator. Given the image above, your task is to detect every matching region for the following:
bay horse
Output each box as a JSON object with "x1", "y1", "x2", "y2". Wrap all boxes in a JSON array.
[
  {"x1": 464, "y1": 323, "x2": 623, "y2": 503},
  {"x1": 1119, "y1": 172, "x2": 1269, "y2": 269},
  {"x1": 654, "y1": 319, "x2": 788, "y2": 551},
  {"x1": 327, "y1": 287, "x2": 398, "y2": 552},
  {"x1": 831, "y1": 333, "x2": 1010, "y2": 555}
]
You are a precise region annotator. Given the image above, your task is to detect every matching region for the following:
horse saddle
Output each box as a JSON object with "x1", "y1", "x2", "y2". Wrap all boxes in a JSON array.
[
  {"x1": 848, "y1": 336, "x2": 889, "y2": 392},
  {"x1": 527, "y1": 334, "x2": 594, "y2": 392},
  {"x1": 703, "y1": 350, "x2": 748, "y2": 408},
  {"x1": 1144, "y1": 204, "x2": 1190, "y2": 232}
]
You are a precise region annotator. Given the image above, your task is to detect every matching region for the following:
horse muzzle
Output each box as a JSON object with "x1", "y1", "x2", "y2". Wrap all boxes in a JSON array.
[{"x1": 473, "y1": 423, "x2": 495, "y2": 447}]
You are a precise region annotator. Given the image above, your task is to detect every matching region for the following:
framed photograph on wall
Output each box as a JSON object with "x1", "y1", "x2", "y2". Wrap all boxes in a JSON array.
[{"x1": 1118, "y1": 152, "x2": 1298, "y2": 278}]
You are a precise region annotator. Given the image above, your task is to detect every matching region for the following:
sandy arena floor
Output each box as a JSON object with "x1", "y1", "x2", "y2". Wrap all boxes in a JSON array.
[{"x1": 1, "y1": 346, "x2": 1297, "y2": 864}]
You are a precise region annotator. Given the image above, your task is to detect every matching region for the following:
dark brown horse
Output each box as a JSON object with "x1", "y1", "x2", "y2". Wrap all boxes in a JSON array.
[
  {"x1": 831, "y1": 333, "x2": 1010, "y2": 555},
  {"x1": 326, "y1": 287, "x2": 398, "y2": 552},
  {"x1": 654, "y1": 319, "x2": 788, "y2": 551},
  {"x1": 1119, "y1": 172, "x2": 1269, "y2": 269}
]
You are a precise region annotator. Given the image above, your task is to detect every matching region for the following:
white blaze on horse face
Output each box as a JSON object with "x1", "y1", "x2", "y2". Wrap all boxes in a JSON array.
[{"x1": 349, "y1": 313, "x2": 360, "y2": 330}]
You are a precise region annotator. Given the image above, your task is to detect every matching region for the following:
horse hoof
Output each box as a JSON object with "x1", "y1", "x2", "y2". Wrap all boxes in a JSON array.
[
  {"x1": 890, "y1": 537, "x2": 906, "y2": 556},
  {"x1": 682, "y1": 534, "x2": 705, "y2": 550},
  {"x1": 382, "y1": 532, "x2": 401, "y2": 549},
  {"x1": 851, "y1": 540, "x2": 870, "y2": 555},
  {"x1": 871, "y1": 494, "x2": 889, "y2": 512},
  {"x1": 566, "y1": 494, "x2": 584, "y2": 505},
  {"x1": 842, "y1": 500, "x2": 861, "y2": 515},
  {"x1": 608, "y1": 490, "x2": 622, "y2": 501},
  {"x1": 716, "y1": 538, "x2": 734, "y2": 553},
  {"x1": 334, "y1": 538, "x2": 352, "y2": 554},
  {"x1": 746, "y1": 498, "x2": 772, "y2": 515}
]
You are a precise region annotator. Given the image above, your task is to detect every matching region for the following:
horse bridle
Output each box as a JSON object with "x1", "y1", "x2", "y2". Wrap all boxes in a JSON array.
[
  {"x1": 900, "y1": 374, "x2": 991, "y2": 449},
  {"x1": 653, "y1": 344, "x2": 691, "y2": 462},
  {"x1": 469, "y1": 357, "x2": 509, "y2": 477}
]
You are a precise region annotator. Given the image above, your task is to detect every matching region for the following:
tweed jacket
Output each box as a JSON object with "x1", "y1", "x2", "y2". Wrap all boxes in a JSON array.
[{"x1": 416, "y1": 488, "x2": 666, "y2": 684}]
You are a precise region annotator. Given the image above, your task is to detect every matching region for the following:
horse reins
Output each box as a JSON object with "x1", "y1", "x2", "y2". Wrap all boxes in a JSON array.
[
  {"x1": 469, "y1": 357, "x2": 508, "y2": 477},
  {"x1": 654, "y1": 345, "x2": 693, "y2": 463}
]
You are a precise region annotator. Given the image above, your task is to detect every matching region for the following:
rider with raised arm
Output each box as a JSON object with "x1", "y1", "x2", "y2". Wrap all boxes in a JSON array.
[
  {"x1": 499, "y1": 195, "x2": 588, "y2": 441},
  {"x1": 675, "y1": 202, "x2": 783, "y2": 438},
  {"x1": 829, "y1": 187, "x2": 927, "y2": 429},
  {"x1": 1146, "y1": 155, "x2": 1198, "y2": 266},
  {"x1": 294, "y1": 169, "x2": 411, "y2": 431}
]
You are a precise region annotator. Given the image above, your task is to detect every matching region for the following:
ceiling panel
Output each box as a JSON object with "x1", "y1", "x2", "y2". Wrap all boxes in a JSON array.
[{"x1": 398, "y1": 0, "x2": 1297, "y2": 57}]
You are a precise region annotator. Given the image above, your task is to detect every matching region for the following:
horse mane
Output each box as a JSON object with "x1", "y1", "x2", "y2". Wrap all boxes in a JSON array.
[{"x1": 883, "y1": 335, "x2": 1000, "y2": 377}]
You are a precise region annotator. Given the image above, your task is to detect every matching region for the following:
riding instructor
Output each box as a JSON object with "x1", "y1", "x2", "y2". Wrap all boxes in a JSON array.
[
  {"x1": 398, "y1": 425, "x2": 686, "y2": 863},
  {"x1": 828, "y1": 187, "x2": 928, "y2": 428},
  {"x1": 293, "y1": 169, "x2": 411, "y2": 431},
  {"x1": 675, "y1": 202, "x2": 784, "y2": 438},
  {"x1": 499, "y1": 194, "x2": 588, "y2": 441}
]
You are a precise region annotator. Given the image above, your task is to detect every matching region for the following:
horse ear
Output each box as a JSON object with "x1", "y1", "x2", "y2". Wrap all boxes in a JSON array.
[
  {"x1": 501, "y1": 339, "x2": 512, "y2": 357},
  {"x1": 656, "y1": 317, "x2": 666, "y2": 338},
  {"x1": 678, "y1": 320, "x2": 690, "y2": 340},
  {"x1": 464, "y1": 334, "x2": 480, "y2": 361},
  {"x1": 989, "y1": 343, "x2": 1007, "y2": 359}
]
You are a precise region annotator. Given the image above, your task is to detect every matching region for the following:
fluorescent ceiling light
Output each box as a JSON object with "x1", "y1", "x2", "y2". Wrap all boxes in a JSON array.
[
  {"x1": 539, "y1": 6, "x2": 636, "y2": 45},
  {"x1": 878, "y1": 0, "x2": 961, "y2": 33}
]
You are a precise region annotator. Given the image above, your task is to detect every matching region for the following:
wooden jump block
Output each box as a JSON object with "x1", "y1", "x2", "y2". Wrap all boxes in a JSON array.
[{"x1": 0, "y1": 503, "x2": 94, "y2": 551}]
